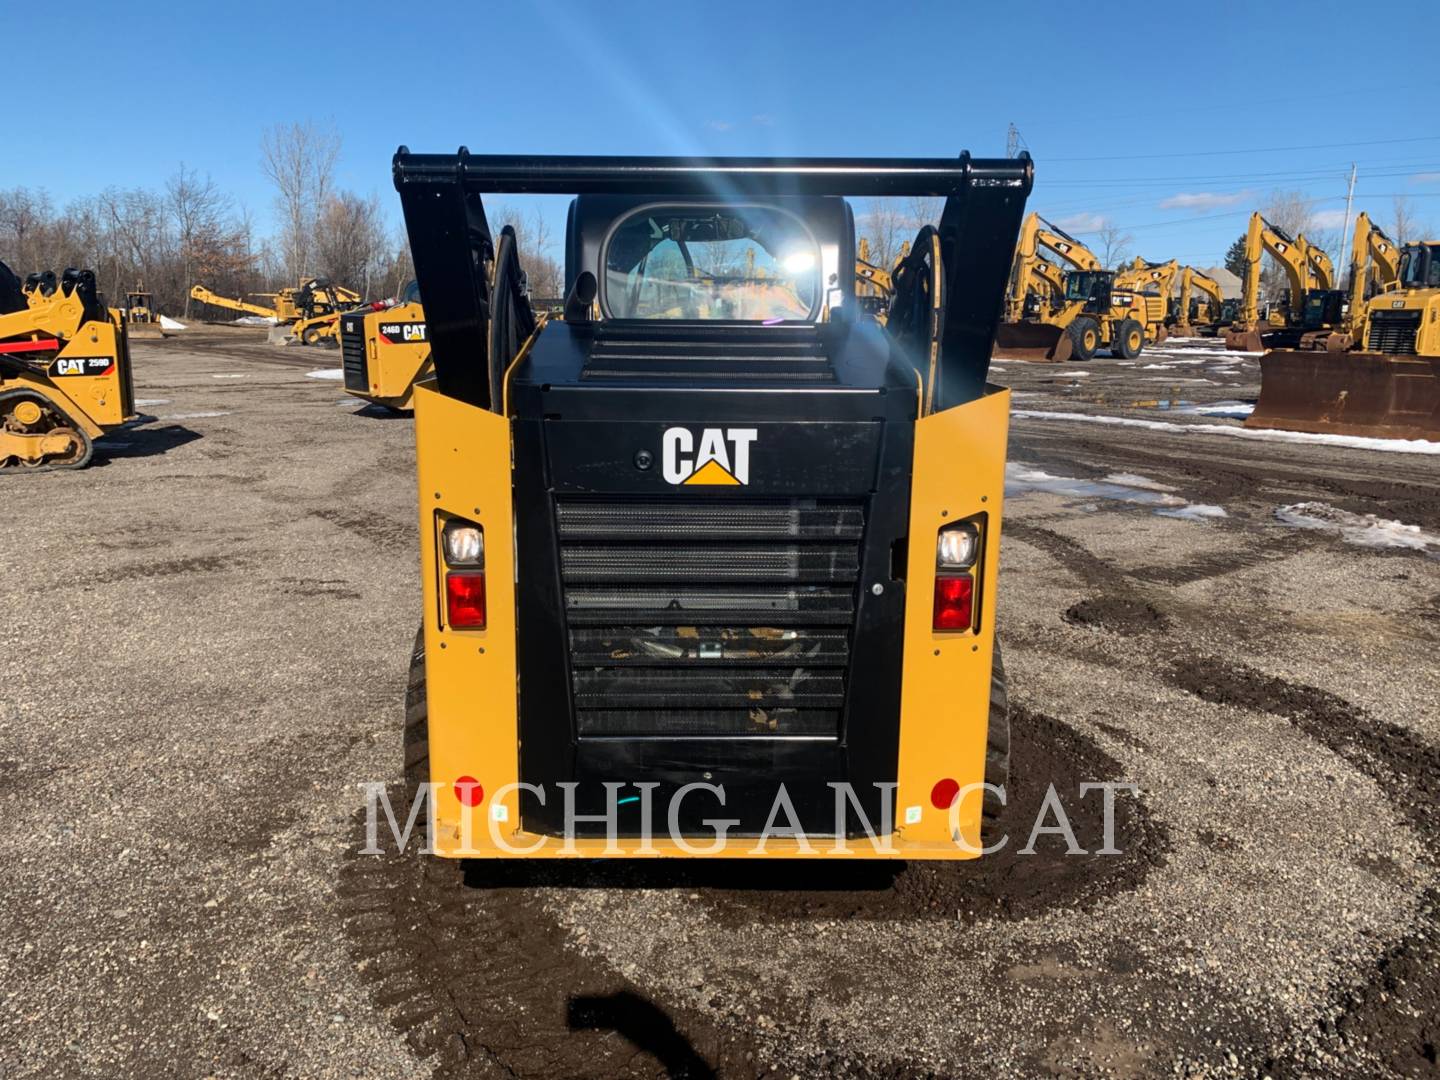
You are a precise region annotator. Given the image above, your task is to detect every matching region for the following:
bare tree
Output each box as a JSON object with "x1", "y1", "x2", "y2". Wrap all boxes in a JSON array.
[
  {"x1": 260, "y1": 122, "x2": 341, "y2": 283},
  {"x1": 167, "y1": 165, "x2": 234, "y2": 316},
  {"x1": 314, "y1": 192, "x2": 387, "y2": 295},
  {"x1": 493, "y1": 205, "x2": 564, "y2": 298},
  {"x1": 1096, "y1": 222, "x2": 1133, "y2": 269},
  {"x1": 1390, "y1": 195, "x2": 1420, "y2": 244}
]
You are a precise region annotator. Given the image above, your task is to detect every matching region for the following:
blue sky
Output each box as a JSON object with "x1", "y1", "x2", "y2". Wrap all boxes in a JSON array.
[{"x1": 5, "y1": 0, "x2": 1437, "y2": 265}]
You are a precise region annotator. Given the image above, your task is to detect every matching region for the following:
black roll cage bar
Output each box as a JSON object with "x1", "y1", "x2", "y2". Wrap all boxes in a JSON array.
[{"x1": 393, "y1": 148, "x2": 1034, "y2": 412}]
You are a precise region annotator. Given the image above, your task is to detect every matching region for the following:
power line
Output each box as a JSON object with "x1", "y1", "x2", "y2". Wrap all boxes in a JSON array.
[{"x1": 1045, "y1": 135, "x2": 1440, "y2": 164}]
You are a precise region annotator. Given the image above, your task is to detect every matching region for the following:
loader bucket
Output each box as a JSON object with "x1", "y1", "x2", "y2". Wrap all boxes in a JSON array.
[
  {"x1": 125, "y1": 323, "x2": 166, "y2": 340},
  {"x1": 267, "y1": 324, "x2": 294, "y2": 345},
  {"x1": 992, "y1": 321, "x2": 1073, "y2": 362},
  {"x1": 1246, "y1": 351, "x2": 1440, "y2": 441}
]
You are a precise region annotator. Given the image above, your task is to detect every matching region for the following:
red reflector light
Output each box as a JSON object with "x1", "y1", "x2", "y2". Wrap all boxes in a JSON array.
[
  {"x1": 454, "y1": 776, "x2": 484, "y2": 806},
  {"x1": 445, "y1": 572, "x2": 486, "y2": 629},
  {"x1": 933, "y1": 575, "x2": 974, "y2": 631},
  {"x1": 931, "y1": 778, "x2": 960, "y2": 810}
]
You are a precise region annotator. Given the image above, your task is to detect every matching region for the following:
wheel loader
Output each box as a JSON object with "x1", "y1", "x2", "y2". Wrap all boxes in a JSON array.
[
  {"x1": 0, "y1": 262, "x2": 137, "y2": 471},
  {"x1": 993, "y1": 213, "x2": 1154, "y2": 362},
  {"x1": 339, "y1": 280, "x2": 431, "y2": 410},
  {"x1": 1246, "y1": 236, "x2": 1438, "y2": 441},
  {"x1": 392, "y1": 148, "x2": 1032, "y2": 858},
  {"x1": 122, "y1": 289, "x2": 170, "y2": 339}
]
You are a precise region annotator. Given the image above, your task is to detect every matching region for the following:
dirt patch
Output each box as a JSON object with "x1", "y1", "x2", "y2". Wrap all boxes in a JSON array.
[
  {"x1": 89, "y1": 553, "x2": 249, "y2": 585},
  {"x1": 1166, "y1": 655, "x2": 1440, "y2": 1077},
  {"x1": 691, "y1": 706, "x2": 1167, "y2": 926},
  {"x1": 1063, "y1": 595, "x2": 1170, "y2": 635},
  {"x1": 339, "y1": 800, "x2": 769, "y2": 1079},
  {"x1": 339, "y1": 706, "x2": 1170, "y2": 1078}
]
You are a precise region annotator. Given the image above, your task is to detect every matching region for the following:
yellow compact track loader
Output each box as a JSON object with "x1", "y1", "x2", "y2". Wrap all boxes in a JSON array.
[
  {"x1": 1246, "y1": 237, "x2": 1438, "y2": 441},
  {"x1": 0, "y1": 262, "x2": 136, "y2": 471},
  {"x1": 339, "y1": 281, "x2": 430, "y2": 410},
  {"x1": 392, "y1": 148, "x2": 1033, "y2": 859},
  {"x1": 994, "y1": 213, "x2": 1154, "y2": 362}
]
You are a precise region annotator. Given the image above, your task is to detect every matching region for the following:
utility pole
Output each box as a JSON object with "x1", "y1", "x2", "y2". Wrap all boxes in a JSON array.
[
  {"x1": 1337, "y1": 163, "x2": 1358, "y2": 286},
  {"x1": 1006, "y1": 123, "x2": 1019, "y2": 157}
]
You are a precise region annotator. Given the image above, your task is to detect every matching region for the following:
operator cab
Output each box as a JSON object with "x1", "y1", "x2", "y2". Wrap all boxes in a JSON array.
[
  {"x1": 1398, "y1": 243, "x2": 1440, "y2": 289},
  {"x1": 1063, "y1": 269, "x2": 1114, "y2": 312}
]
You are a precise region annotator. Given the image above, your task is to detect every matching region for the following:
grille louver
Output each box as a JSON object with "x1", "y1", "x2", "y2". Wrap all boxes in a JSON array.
[{"x1": 556, "y1": 497, "x2": 863, "y2": 738}]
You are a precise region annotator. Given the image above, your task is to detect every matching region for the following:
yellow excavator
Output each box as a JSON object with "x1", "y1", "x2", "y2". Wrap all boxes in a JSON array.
[
  {"x1": 1245, "y1": 215, "x2": 1435, "y2": 439},
  {"x1": 1171, "y1": 267, "x2": 1227, "y2": 335},
  {"x1": 1223, "y1": 212, "x2": 1332, "y2": 351},
  {"x1": 1, "y1": 262, "x2": 136, "y2": 471},
  {"x1": 190, "y1": 278, "x2": 363, "y2": 345},
  {"x1": 993, "y1": 213, "x2": 1155, "y2": 361}
]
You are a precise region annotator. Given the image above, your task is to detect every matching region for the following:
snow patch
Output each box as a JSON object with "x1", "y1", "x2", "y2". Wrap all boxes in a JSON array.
[
  {"x1": 134, "y1": 398, "x2": 170, "y2": 407},
  {"x1": 1103, "y1": 472, "x2": 1175, "y2": 492},
  {"x1": 306, "y1": 369, "x2": 344, "y2": 381},
  {"x1": 212, "y1": 373, "x2": 246, "y2": 379},
  {"x1": 159, "y1": 315, "x2": 186, "y2": 330},
  {"x1": 156, "y1": 411, "x2": 229, "y2": 420},
  {"x1": 232, "y1": 315, "x2": 277, "y2": 327},
  {"x1": 1141, "y1": 363, "x2": 1173, "y2": 370},
  {"x1": 1011, "y1": 410, "x2": 1440, "y2": 455},
  {"x1": 1006, "y1": 463, "x2": 1224, "y2": 522},
  {"x1": 1276, "y1": 502, "x2": 1440, "y2": 555},
  {"x1": 1158, "y1": 504, "x2": 1228, "y2": 521}
]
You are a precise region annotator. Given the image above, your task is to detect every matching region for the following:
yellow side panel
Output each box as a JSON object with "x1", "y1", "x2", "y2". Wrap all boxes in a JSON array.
[
  {"x1": 356, "y1": 303, "x2": 431, "y2": 408},
  {"x1": 412, "y1": 381, "x2": 520, "y2": 855},
  {"x1": 894, "y1": 388, "x2": 1010, "y2": 856}
]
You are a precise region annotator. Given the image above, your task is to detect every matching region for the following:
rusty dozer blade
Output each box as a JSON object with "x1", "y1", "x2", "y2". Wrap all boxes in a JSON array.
[
  {"x1": 992, "y1": 321, "x2": 1073, "y2": 362},
  {"x1": 1246, "y1": 351, "x2": 1440, "y2": 441}
]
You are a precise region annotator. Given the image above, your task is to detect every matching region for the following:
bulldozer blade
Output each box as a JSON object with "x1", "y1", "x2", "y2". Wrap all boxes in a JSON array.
[
  {"x1": 1246, "y1": 351, "x2": 1440, "y2": 441},
  {"x1": 992, "y1": 322, "x2": 1073, "y2": 363},
  {"x1": 125, "y1": 323, "x2": 167, "y2": 340}
]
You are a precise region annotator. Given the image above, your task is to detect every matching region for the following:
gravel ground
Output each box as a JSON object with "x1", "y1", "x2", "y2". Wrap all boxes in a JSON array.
[{"x1": 2, "y1": 328, "x2": 1437, "y2": 1078}]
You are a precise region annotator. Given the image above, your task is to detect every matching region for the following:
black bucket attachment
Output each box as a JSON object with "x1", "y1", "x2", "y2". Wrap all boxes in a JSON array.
[{"x1": 1247, "y1": 351, "x2": 1440, "y2": 441}]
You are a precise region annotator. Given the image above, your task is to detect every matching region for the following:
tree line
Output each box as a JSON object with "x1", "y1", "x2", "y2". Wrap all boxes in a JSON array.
[{"x1": 0, "y1": 120, "x2": 564, "y2": 319}]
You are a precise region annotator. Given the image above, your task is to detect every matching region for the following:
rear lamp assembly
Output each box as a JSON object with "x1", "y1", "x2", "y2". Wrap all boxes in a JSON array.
[
  {"x1": 442, "y1": 519, "x2": 485, "y2": 566},
  {"x1": 440, "y1": 517, "x2": 486, "y2": 629},
  {"x1": 932, "y1": 518, "x2": 983, "y2": 633},
  {"x1": 936, "y1": 522, "x2": 979, "y2": 570}
]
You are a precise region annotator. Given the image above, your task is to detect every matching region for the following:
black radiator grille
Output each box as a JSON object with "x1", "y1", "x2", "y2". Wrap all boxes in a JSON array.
[
  {"x1": 583, "y1": 324, "x2": 835, "y2": 382},
  {"x1": 556, "y1": 498, "x2": 864, "y2": 738},
  {"x1": 1367, "y1": 311, "x2": 1420, "y2": 355},
  {"x1": 340, "y1": 315, "x2": 369, "y2": 391}
]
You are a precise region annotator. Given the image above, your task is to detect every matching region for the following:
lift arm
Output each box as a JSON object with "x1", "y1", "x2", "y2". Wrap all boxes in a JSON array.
[
  {"x1": 189, "y1": 284, "x2": 278, "y2": 320},
  {"x1": 1236, "y1": 212, "x2": 1313, "y2": 328}
]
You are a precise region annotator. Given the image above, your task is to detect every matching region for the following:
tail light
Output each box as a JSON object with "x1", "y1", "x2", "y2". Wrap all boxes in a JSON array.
[
  {"x1": 933, "y1": 518, "x2": 983, "y2": 633},
  {"x1": 445, "y1": 572, "x2": 487, "y2": 629},
  {"x1": 440, "y1": 516, "x2": 485, "y2": 629}
]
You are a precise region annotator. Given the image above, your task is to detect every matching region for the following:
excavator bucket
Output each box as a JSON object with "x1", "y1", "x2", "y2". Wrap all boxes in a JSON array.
[
  {"x1": 1247, "y1": 351, "x2": 1440, "y2": 441},
  {"x1": 1224, "y1": 326, "x2": 1265, "y2": 352},
  {"x1": 992, "y1": 321, "x2": 1073, "y2": 362}
]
